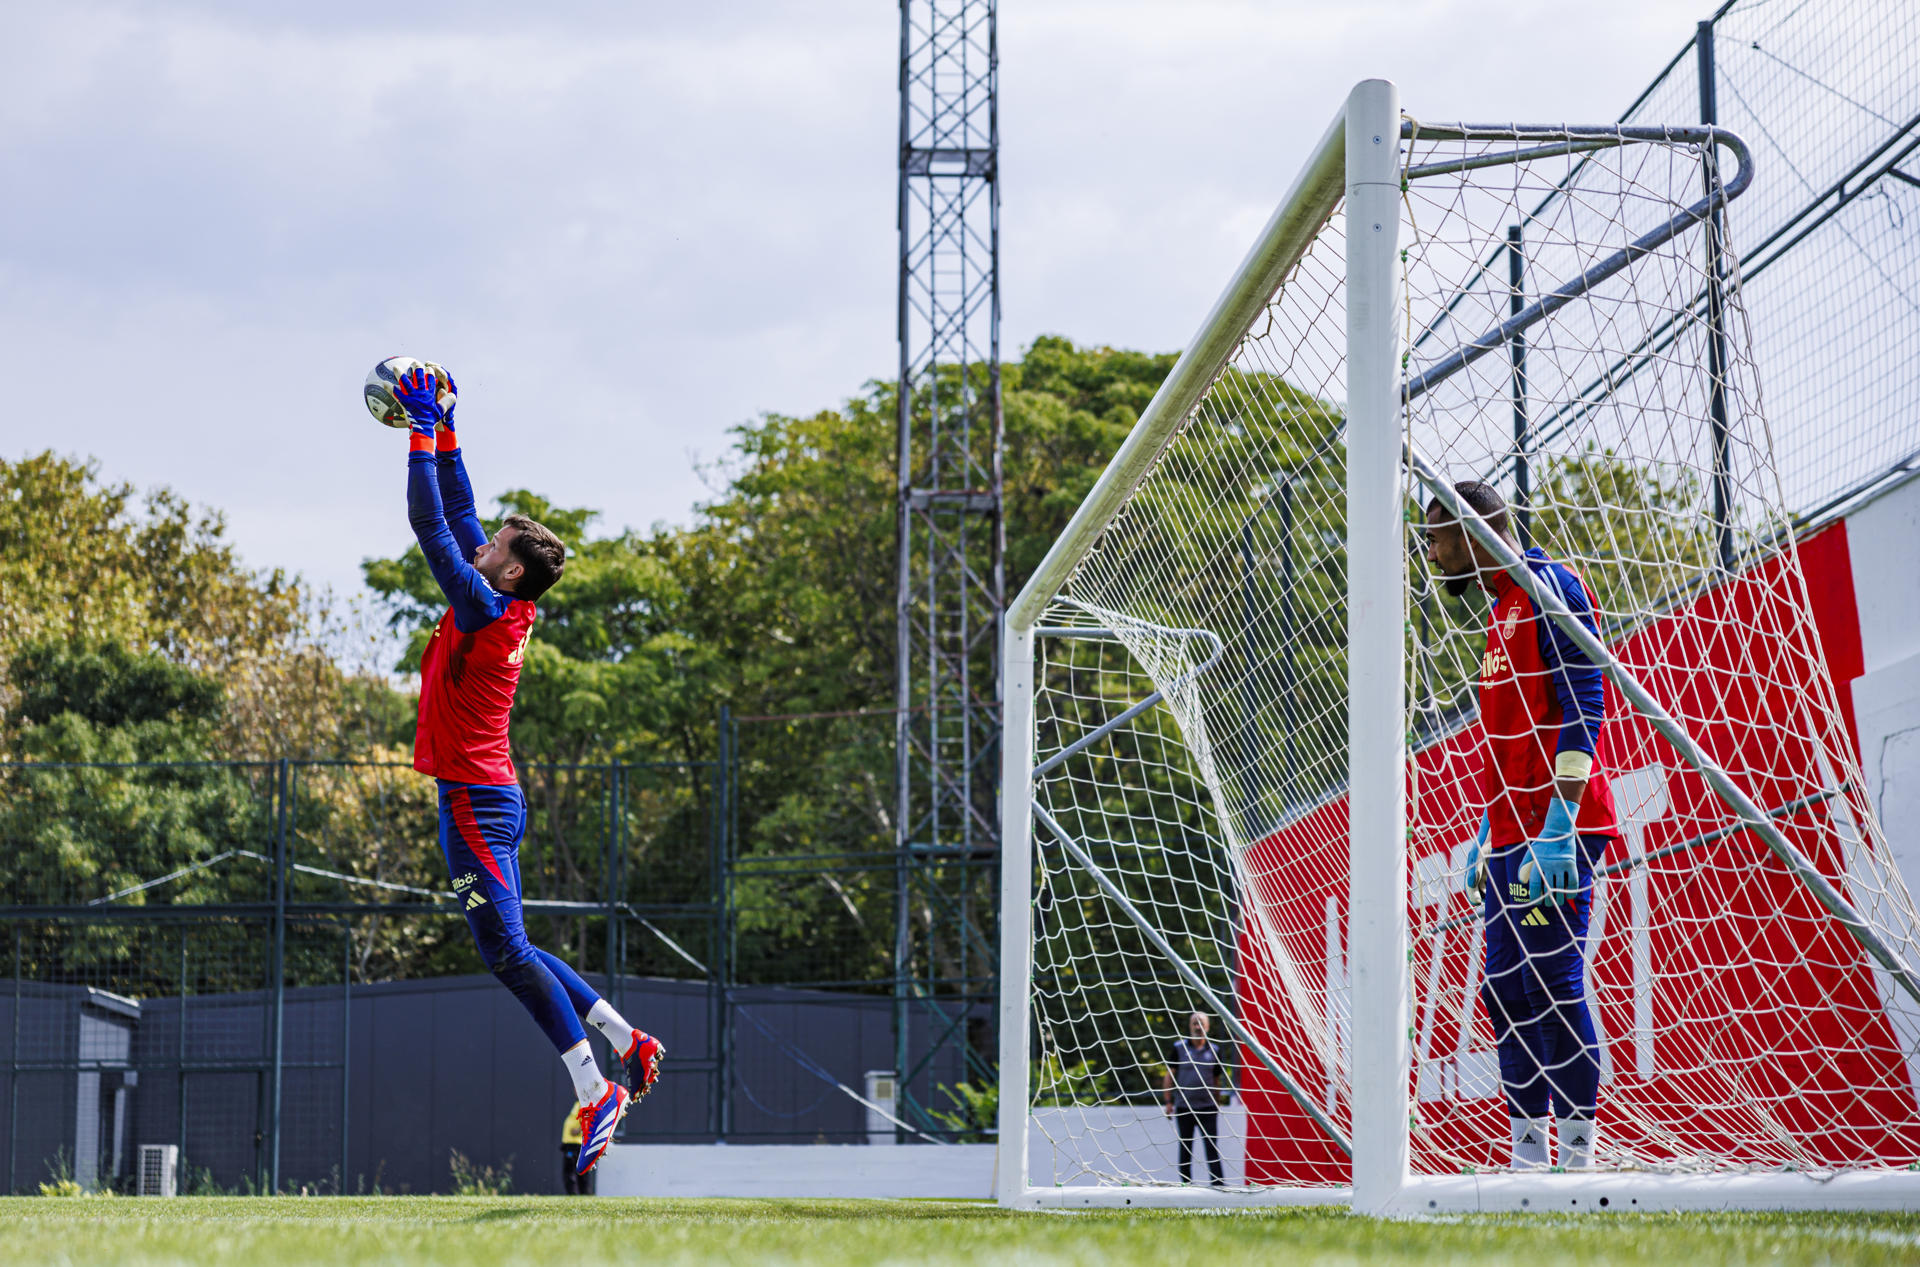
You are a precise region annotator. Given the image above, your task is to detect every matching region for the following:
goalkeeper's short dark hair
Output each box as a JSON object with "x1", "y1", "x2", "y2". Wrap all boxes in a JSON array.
[
  {"x1": 504, "y1": 514, "x2": 566, "y2": 600},
  {"x1": 1426, "y1": 480, "x2": 1510, "y2": 537}
]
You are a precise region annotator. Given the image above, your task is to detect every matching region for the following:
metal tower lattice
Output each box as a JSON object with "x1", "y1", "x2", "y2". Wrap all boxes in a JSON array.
[{"x1": 893, "y1": 0, "x2": 1002, "y2": 1130}]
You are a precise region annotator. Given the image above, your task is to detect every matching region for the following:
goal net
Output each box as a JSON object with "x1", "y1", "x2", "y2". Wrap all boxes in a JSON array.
[{"x1": 998, "y1": 80, "x2": 1920, "y2": 1211}]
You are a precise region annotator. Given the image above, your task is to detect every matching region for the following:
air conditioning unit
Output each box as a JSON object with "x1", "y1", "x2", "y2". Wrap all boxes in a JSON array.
[
  {"x1": 138, "y1": 1144, "x2": 178, "y2": 1197},
  {"x1": 864, "y1": 1071, "x2": 897, "y2": 1145}
]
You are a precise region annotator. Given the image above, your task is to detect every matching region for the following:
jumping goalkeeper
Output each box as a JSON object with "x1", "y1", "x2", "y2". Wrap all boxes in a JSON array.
[
  {"x1": 1423, "y1": 481, "x2": 1620, "y2": 1171},
  {"x1": 393, "y1": 366, "x2": 663, "y2": 1178}
]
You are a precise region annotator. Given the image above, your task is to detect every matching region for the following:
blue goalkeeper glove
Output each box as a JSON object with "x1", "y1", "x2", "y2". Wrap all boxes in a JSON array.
[
  {"x1": 394, "y1": 366, "x2": 447, "y2": 437},
  {"x1": 1464, "y1": 813, "x2": 1490, "y2": 900},
  {"x1": 433, "y1": 365, "x2": 459, "y2": 434},
  {"x1": 1521, "y1": 797, "x2": 1581, "y2": 905}
]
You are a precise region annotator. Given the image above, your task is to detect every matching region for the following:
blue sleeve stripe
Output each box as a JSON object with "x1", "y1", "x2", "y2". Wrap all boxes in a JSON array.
[
  {"x1": 435, "y1": 449, "x2": 489, "y2": 561},
  {"x1": 408, "y1": 452, "x2": 510, "y2": 633},
  {"x1": 1529, "y1": 560, "x2": 1605, "y2": 758}
]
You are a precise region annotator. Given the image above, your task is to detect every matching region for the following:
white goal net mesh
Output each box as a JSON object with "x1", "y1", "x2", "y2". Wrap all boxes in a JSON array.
[{"x1": 1022, "y1": 120, "x2": 1920, "y2": 1192}]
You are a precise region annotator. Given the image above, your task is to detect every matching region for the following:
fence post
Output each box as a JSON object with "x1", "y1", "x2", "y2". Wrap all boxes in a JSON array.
[
  {"x1": 714, "y1": 707, "x2": 733, "y2": 1140},
  {"x1": 606, "y1": 765, "x2": 621, "y2": 1017},
  {"x1": 340, "y1": 921, "x2": 350, "y2": 1195},
  {"x1": 9, "y1": 930, "x2": 19, "y2": 1194},
  {"x1": 268, "y1": 758, "x2": 289, "y2": 1193},
  {"x1": 177, "y1": 928, "x2": 187, "y2": 1183}
]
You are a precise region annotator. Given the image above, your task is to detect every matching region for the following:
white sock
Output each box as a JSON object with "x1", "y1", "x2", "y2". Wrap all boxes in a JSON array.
[
  {"x1": 1509, "y1": 1115, "x2": 1551, "y2": 1170},
  {"x1": 587, "y1": 1000, "x2": 637, "y2": 1054},
  {"x1": 563, "y1": 1039, "x2": 610, "y2": 1106},
  {"x1": 1557, "y1": 1116, "x2": 1595, "y2": 1170}
]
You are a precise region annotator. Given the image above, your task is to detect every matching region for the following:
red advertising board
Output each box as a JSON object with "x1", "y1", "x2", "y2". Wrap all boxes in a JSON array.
[{"x1": 1235, "y1": 524, "x2": 1920, "y2": 1180}]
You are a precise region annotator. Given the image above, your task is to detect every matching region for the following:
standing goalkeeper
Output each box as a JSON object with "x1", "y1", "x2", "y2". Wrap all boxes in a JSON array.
[
  {"x1": 1423, "y1": 481, "x2": 1620, "y2": 1171},
  {"x1": 392, "y1": 366, "x2": 663, "y2": 1179}
]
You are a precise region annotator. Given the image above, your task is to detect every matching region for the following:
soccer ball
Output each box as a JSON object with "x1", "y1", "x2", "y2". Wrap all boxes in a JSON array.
[{"x1": 364, "y1": 356, "x2": 455, "y2": 429}]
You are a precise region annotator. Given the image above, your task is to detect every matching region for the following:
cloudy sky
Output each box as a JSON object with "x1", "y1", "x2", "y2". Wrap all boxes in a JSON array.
[{"x1": 0, "y1": 0, "x2": 1705, "y2": 602}]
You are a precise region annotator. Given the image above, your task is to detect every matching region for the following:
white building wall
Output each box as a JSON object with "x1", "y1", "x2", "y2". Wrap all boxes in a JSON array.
[{"x1": 1846, "y1": 474, "x2": 1920, "y2": 893}]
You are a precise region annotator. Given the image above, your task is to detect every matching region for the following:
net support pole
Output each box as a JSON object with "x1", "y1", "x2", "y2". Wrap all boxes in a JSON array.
[
  {"x1": 1344, "y1": 77, "x2": 1408, "y2": 1217},
  {"x1": 995, "y1": 621, "x2": 1035, "y2": 1201},
  {"x1": 1698, "y1": 19, "x2": 1736, "y2": 573},
  {"x1": 1507, "y1": 225, "x2": 1532, "y2": 550}
]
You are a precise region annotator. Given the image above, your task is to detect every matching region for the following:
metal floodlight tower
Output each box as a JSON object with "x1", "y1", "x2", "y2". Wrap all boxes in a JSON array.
[{"x1": 894, "y1": 0, "x2": 1003, "y2": 1131}]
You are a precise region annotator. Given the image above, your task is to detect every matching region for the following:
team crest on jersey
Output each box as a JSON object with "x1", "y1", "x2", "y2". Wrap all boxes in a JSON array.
[{"x1": 1500, "y1": 605, "x2": 1521, "y2": 641}]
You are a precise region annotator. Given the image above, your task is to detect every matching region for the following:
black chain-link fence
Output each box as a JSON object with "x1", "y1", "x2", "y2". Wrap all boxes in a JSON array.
[
  {"x1": 723, "y1": 707, "x2": 994, "y2": 1143},
  {"x1": 0, "y1": 729, "x2": 984, "y2": 1195}
]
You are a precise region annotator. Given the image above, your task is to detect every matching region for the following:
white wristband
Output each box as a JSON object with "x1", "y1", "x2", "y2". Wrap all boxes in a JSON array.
[{"x1": 1554, "y1": 750, "x2": 1594, "y2": 781}]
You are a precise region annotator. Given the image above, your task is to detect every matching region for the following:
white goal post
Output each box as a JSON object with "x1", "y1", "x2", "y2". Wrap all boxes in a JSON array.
[{"x1": 998, "y1": 79, "x2": 1920, "y2": 1213}]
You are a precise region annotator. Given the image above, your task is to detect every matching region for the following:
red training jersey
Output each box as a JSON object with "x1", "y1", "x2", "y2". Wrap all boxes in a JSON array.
[
  {"x1": 413, "y1": 600, "x2": 536, "y2": 785},
  {"x1": 1478, "y1": 564, "x2": 1621, "y2": 849}
]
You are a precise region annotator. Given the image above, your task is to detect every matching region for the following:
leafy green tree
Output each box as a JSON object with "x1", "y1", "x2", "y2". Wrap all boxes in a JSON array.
[
  {"x1": 15, "y1": 638, "x2": 225, "y2": 733},
  {"x1": 0, "y1": 452, "x2": 403, "y2": 761},
  {"x1": 0, "y1": 639, "x2": 279, "y2": 993},
  {"x1": 665, "y1": 338, "x2": 1186, "y2": 985},
  {"x1": 0, "y1": 455, "x2": 423, "y2": 991}
]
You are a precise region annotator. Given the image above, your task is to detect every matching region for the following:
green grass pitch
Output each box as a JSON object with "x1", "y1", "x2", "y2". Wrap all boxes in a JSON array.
[{"x1": 4, "y1": 1197, "x2": 1920, "y2": 1265}]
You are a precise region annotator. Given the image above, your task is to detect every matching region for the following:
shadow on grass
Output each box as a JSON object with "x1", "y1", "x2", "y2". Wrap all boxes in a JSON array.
[{"x1": 462, "y1": 1206, "x2": 546, "y2": 1225}]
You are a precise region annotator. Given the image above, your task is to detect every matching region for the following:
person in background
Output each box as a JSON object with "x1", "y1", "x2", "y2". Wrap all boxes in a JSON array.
[
  {"x1": 560, "y1": 1104, "x2": 591, "y2": 1195},
  {"x1": 1162, "y1": 1011, "x2": 1230, "y2": 1187}
]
